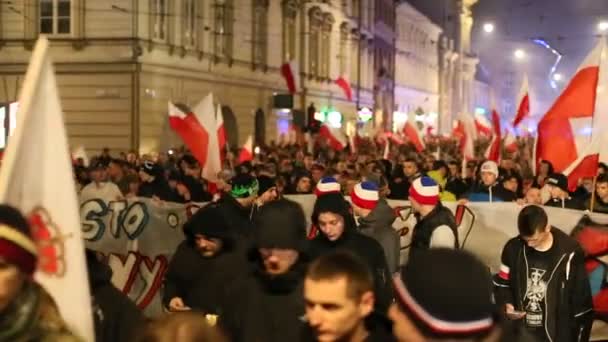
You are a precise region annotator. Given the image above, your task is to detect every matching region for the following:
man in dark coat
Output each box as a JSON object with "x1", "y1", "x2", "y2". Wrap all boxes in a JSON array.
[
  {"x1": 86, "y1": 249, "x2": 144, "y2": 342},
  {"x1": 137, "y1": 160, "x2": 173, "y2": 201},
  {"x1": 309, "y1": 193, "x2": 392, "y2": 312},
  {"x1": 216, "y1": 173, "x2": 259, "y2": 237},
  {"x1": 544, "y1": 173, "x2": 585, "y2": 210},
  {"x1": 163, "y1": 203, "x2": 245, "y2": 315},
  {"x1": 220, "y1": 198, "x2": 309, "y2": 342}
]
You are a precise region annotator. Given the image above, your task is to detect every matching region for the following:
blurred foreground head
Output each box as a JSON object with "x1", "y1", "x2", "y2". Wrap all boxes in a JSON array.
[{"x1": 137, "y1": 312, "x2": 227, "y2": 342}]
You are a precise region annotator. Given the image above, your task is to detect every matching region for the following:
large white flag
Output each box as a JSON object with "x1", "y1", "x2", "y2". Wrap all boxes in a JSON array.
[
  {"x1": 193, "y1": 94, "x2": 222, "y2": 182},
  {"x1": 0, "y1": 38, "x2": 94, "y2": 340}
]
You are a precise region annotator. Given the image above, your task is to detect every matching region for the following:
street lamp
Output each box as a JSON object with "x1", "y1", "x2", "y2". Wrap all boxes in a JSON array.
[
  {"x1": 553, "y1": 73, "x2": 563, "y2": 82},
  {"x1": 483, "y1": 22, "x2": 495, "y2": 33},
  {"x1": 599, "y1": 21, "x2": 608, "y2": 32},
  {"x1": 514, "y1": 49, "x2": 525, "y2": 59}
]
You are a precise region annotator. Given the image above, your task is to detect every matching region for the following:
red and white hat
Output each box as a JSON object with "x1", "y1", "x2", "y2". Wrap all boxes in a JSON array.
[
  {"x1": 409, "y1": 177, "x2": 439, "y2": 206},
  {"x1": 351, "y1": 181, "x2": 379, "y2": 210},
  {"x1": 315, "y1": 177, "x2": 341, "y2": 197}
]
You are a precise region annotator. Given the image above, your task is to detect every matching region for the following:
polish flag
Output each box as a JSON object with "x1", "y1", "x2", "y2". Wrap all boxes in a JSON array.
[
  {"x1": 474, "y1": 114, "x2": 493, "y2": 137},
  {"x1": 319, "y1": 124, "x2": 347, "y2": 150},
  {"x1": 458, "y1": 112, "x2": 478, "y2": 161},
  {"x1": 402, "y1": 114, "x2": 425, "y2": 152},
  {"x1": 280, "y1": 60, "x2": 300, "y2": 94},
  {"x1": 72, "y1": 145, "x2": 89, "y2": 167},
  {"x1": 503, "y1": 132, "x2": 518, "y2": 153},
  {"x1": 336, "y1": 76, "x2": 353, "y2": 101},
  {"x1": 484, "y1": 109, "x2": 502, "y2": 162},
  {"x1": 536, "y1": 40, "x2": 608, "y2": 191},
  {"x1": 193, "y1": 95, "x2": 222, "y2": 183},
  {"x1": 238, "y1": 135, "x2": 254, "y2": 163},
  {"x1": 383, "y1": 140, "x2": 390, "y2": 159},
  {"x1": 217, "y1": 107, "x2": 226, "y2": 157},
  {"x1": 168, "y1": 101, "x2": 209, "y2": 167},
  {"x1": 512, "y1": 74, "x2": 530, "y2": 128}
]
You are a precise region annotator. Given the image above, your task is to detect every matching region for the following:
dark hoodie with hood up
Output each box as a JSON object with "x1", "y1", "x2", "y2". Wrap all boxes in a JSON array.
[
  {"x1": 86, "y1": 249, "x2": 144, "y2": 342},
  {"x1": 357, "y1": 198, "x2": 400, "y2": 275},
  {"x1": 162, "y1": 203, "x2": 247, "y2": 314},
  {"x1": 220, "y1": 199, "x2": 309, "y2": 342},
  {"x1": 309, "y1": 193, "x2": 393, "y2": 312}
]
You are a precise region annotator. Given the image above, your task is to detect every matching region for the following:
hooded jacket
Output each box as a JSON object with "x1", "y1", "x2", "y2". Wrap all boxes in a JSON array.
[
  {"x1": 545, "y1": 196, "x2": 585, "y2": 210},
  {"x1": 137, "y1": 176, "x2": 174, "y2": 201},
  {"x1": 357, "y1": 199, "x2": 400, "y2": 275},
  {"x1": 466, "y1": 182, "x2": 517, "y2": 202},
  {"x1": 217, "y1": 193, "x2": 256, "y2": 238},
  {"x1": 585, "y1": 194, "x2": 608, "y2": 213},
  {"x1": 309, "y1": 193, "x2": 393, "y2": 312},
  {"x1": 493, "y1": 228, "x2": 593, "y2": 342},
  {"x1": 220, "y1": 199, "x2": 308, "y2": 342},
  {"x1": 86, "y1": 250, "x2": 144, "y2": 342}
]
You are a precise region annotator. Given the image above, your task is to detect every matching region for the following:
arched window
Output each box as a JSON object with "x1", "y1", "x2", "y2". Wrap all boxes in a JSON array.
[
  {"x1": 338, "y1": 22, "x2": 349, "y2": 76},
  {"x1": 252, "y1": 0, "x2": 269, "y2": 68},
  {"x1": 281, "y1": 0, "x2": 298, "y2": 61},
  {"x1": 321, "y1": 13, "x2": 334, "y2": 79},
  {"x1": 214, "y1": 0, "x2": 234, "y2": 62},
  {"x1": 308, "y1": 7, "x2": 322, "y2": 78}
]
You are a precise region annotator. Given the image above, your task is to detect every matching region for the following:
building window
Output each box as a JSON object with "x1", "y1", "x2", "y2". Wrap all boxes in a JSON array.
[
  {"x1": 252, "y1": 0, "x2": 269, "y2": 68},
  {"x1": 151, "y1": 0, "x2": 167, "y2": 41},
  {"x1": 352, "y1": 0, "x2": 359, "y2": 18},
  {"x1": 308, "y1": 7, "x2": 322, "y2": 78},
  {"x1": 282, "y1": 0, "x2": 298, "y2": 62},
  {"x1": 321, "y1": 13, "x2": 334, "y2": 79},
  {"x1": 338, "y1": 23, "x2": 349, "y2": 76},
  {"x1": 183, "y1": 0, "x2": 197, "y2": 47},
  {"x1": 214, "y1": 0, "x2": 234, "y2": 61},
  {"x1": 40, "y1": 0, "x2": 71, "y2": 35}
]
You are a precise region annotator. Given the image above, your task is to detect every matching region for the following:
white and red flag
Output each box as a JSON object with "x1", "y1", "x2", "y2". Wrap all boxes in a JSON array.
[
  {"x1": 402, "y1": 113, "x2": 425, "y2": 152},
  {"x1": 217, "y1": 106, "x2": 226, "y2": 157},
  {"x1": 536, "y1": 39, "x2": 608, "y2": 190},
  {"x1": 238, "y1": 135, "x2": 254, "y2": 163},
  {"x1": 0, "y1": 37, "x2": 94, "y2": 340},
  {"x1": 193, "y1": 95, "x2": 222, "y2": 183},
  {"x1": 335, "y1": 76, "x2": 353, "y2": 101},
  {"x1": 512, "y1": 73, "x2": 530, "y2": 127},
  {"x1": 319, "y1": 124, "x2": 348, "y2": 151},
  {"x1": 474, "y1": 114, "x2": 493, "y2": 137},
  {"x1": 168, "y1": 101, "x2": 209, "y2": 166},
  {"x1": 458, "y1": 112, "x2": 478, "y2": 161},
  {"x1": 484, "y1": 109, "x2": 502, "y2": 162},
  {"x1": 280, "y1": 60, "x2": 301, "y2": 94},
  {"x1": 503, "y1": 131, "x2": 518, "y2": 153}
]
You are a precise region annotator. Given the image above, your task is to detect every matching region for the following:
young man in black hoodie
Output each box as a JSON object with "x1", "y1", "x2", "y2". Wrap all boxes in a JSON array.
[
  {"x1": 216, "y1": 173, "x2": 259, "y2": 238},
  {"x1": 309, "y1": 193, "x2": 392, "y2": 312},
  {"x1": 586, "y1": 173, "x2": 608, "y2": 213},
  {"x1": 544, "y1": 173, "x2": 585, "y2": 210},
  {"x1": 163, "y1": 203, "x2": 245, "y2": 315},
  {"x1": 493, "y1": 205, "x2": 593, "y2": 342},
  {"x1": 220, "y1": 198, "x2": 309, "y2": 342}
]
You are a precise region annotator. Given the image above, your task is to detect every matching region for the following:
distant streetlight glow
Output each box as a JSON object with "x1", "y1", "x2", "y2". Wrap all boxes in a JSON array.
[
  {"x1": 553, "y1": 73, "x2": 563, "y2": 81},
  {"x1": 599, "y1": 21, "x2": 608, "y2": 31},
  {"x1": 514, "y1": 49, "x2": 525, "y2": 59},
  {"x1": 483, "y1": 22, "x2": 495, "y2": 33}
]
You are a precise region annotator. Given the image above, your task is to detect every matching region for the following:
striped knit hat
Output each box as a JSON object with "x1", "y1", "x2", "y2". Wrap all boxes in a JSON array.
[
  {"x1": 350, "y1": 181, "x2": 379, "y2": 210},
  {"x1": 315, "y1": 177, "x2": 341, "y2": 197},
  {"x1": 393, "y1": 248, "x2": 496, "y2": 339},
  {"x1": 409, "y1": 177, "x2": 439, "y2": 206},
  {"x1": 0, "y1": 205, "x2": 38, "y2": 276}
]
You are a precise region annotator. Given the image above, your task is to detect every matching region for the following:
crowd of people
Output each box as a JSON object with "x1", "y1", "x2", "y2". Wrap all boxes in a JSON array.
[{"x1": 0, "y1": 136, "x2": 601, "y2": 341}]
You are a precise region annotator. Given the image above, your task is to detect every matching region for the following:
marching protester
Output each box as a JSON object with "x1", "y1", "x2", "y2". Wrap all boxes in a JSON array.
[
  {"x1": 586, "y1": 173, "x2": 608, "y2": 213},
  {"x1": 302, "y1": 251, "x2": 394, "y2": 342},
  {"x1": 220, "y1": 199, "x2": 309, "y2": 342},
  {"x1": 137, "y1": 160, "x2": 174, "y2": 201},
  {"x1": 137, "y1": 312, "x2": 227, "y2": 342},
  {"x1": 216, "y1": 172, "x2": 259, "y2": 237},
  {"x1": 0, "y1": 205, "x2": 80, "y2": 341},
  {"x1": 465, "y1": 161, "x2": 516, "y2": 202},
  {"x1": 543, "y1": 173, "x2": 585, "y2": 210},
  {"x1": 493, "y1": 205, "x2": 593, "y2": 341},
  {"x1": 108, "y1": 158, "x2": 136, "y2": 197},
  {"x1": 309, "y1": 192, "x2": 392, "y2": 312},
  {"x1": 80, "y1": 159, "x2": 123, "y2": 202},
  {"x1": 351, "y1": 181, "x2": 401, "y2": 275},
  {"x1": 408, "y1": 176, "x2": 459, "y2": 258},
  {"x1": 163, "y1": 204, "x2": 245, "y2": 315}
]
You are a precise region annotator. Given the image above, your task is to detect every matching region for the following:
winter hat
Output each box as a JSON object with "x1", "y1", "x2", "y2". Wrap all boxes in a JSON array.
[
  {"x1": 253, "y1": 199, "x2": 307, "y2": 252},
  {"x1": 408, "y1": 177, "x2": 439, "y2": 206},
  {"x1": 312, "y1": 193, "x2": 354, "y2": 228},
  {"x1": 315, "y1": 177, "x2": 341, "y2": 196},
  {"x1": 393, "y1": 248, "x2": 496, "y2": 339},
  {"x1": 257, "y1": 175, "x2": 276, "y2": 195},
  {"x1": 546, "y1": 173, "x2": 569, "y2": 193},
  {"x1": 230, "y1": 173, "x2": 259, "y2": 198},
  {"x1": 183, "y1": 203, "x2": 233, "y2": 243},
  {"x1": 0, "y1": 205, "x2": 38, "y2": 276},
  {"x1": 139, "y1": 160, "x2": 163, "y2": 178},
  {"x1": 89, "y1": 159, "x2": 107, "y2": 171},
  {"x1": 480, "y1": 161, "x2": 499, "y2": 177},
  {"x1": 351, "y1": 182, "x2": 380, "y2": 210}
]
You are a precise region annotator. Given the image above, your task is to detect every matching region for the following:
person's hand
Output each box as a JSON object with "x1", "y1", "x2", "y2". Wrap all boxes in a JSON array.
[
  {"x1": 168, "y1": 297, "x2": 191, "y2": 312},
  {"x1": 505, "y1": 303, "x2": 525, "y2": 320}
]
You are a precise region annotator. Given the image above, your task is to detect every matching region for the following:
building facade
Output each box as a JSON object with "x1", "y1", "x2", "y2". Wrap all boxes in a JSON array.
[
  {"x1": 394, "y1": 2, "x2": 442, "y2": 131},
  {"x1": 0, "y1": 0, "x2": 389, "y2": 154}
]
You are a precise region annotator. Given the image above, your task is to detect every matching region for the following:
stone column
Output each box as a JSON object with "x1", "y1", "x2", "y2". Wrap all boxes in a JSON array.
[{"x1": 455, "y1": 0, "x2": 478, "y2": 117}]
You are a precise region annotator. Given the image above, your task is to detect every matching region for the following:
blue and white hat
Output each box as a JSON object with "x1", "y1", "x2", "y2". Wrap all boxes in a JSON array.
[
  {"x1": 315, "y1": 177, "x2": 341, "y2": 197},
  {"x1": 351, "y1": 181, "x2": 379, "y2": 210}
]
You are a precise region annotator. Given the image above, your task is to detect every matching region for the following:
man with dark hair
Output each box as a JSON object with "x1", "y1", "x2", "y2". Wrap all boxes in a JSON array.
[
  {"x1": 402, "y1": 158, "x2": 422, "y2": 184},
  {"x1": 544, "y1": 173, "x2": 585, "y2": 210},
  {"x1": 216, "y1": 173, "x2": 259, "y2": 237},
  {"x1": 494, "y1": 205, "x2": 593, "y2": 341},
  {"x1": 302, "y1": 251, "x2": 393, "y2": 342},
  {"x1": 586, "y1": 173, "x2": 608, "y2": 213}
]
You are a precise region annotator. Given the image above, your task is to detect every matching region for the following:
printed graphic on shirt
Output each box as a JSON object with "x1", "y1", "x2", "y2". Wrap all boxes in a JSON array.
[{"x1": 524, "y1": 268, "x2": 547, "y2": 328}]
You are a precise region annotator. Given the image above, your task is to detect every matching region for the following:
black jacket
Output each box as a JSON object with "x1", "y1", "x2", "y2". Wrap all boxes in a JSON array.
[
  {"x1": 87, "y1": 250, "x2": 144, "y2": 342},
  {"x1": 585, "y1": 194, "x2": 608, "y2": 213},
  {"x1": 409, "y1": 203, "x2": 459, "y2": 259},
  {"x1": 300, "y1": 312, "x2": 396, "y2": 342},
  {"x1": 137, "y1": 177, "x2": 174, "y2": 201},
  {"x1": 162, "y1": 240, "x2": 246, "y2": 314},
  {"x1": 220, "y1": 254, "x2": 307, "y2": 342},
  {"x1": 217, "y1": 194, "x2": 255, "y2": 237},
  {"x1": 493, "y1": 228, "x2": 593, "y2": 342},
  {"x1": 466, "y1": 182, "x2": 517, "y2": 202},
  {"x1": 544, "y1": 196, "x2": 585, "y2": 210}
]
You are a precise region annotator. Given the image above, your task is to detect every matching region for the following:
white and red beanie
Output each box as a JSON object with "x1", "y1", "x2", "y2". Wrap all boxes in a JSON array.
[
  {"x1": 351, "y1": 181, "x2": 379, "y2": 210},
  {"x1": 409, "y1": 176, "x2": 439, "y2": 206},
  {"x1": 315, "y1": 177, "x2": 341, "y2": 197},
  {"x1": 0, "y1": 205, "x2": 38, "y2": 276}
]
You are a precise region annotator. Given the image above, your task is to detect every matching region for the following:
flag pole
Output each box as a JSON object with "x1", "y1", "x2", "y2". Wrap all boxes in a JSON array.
[{"x1": 590, "y1": 175, "x2": 598, "y2": 212}]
